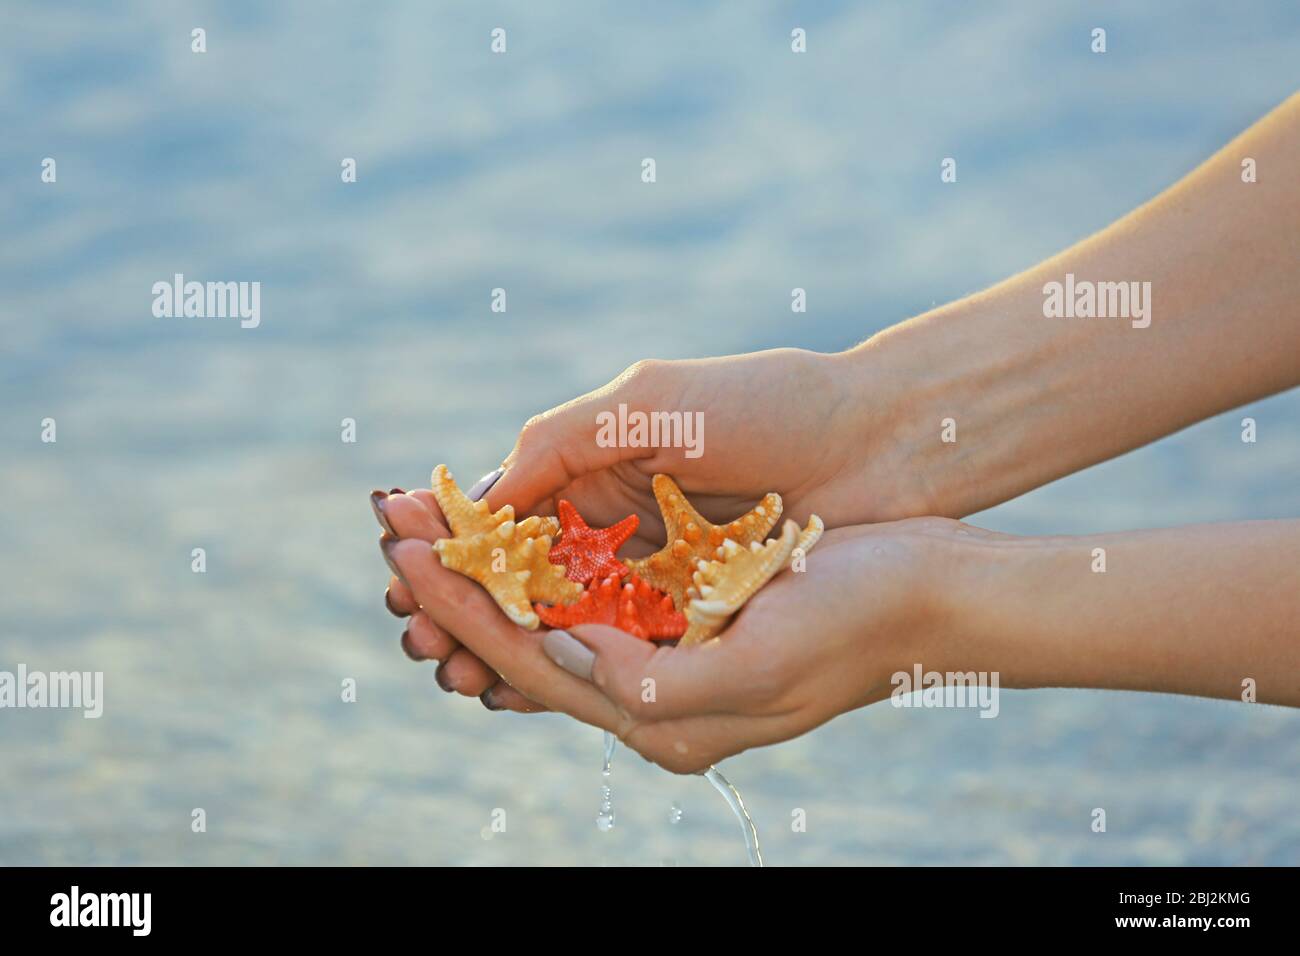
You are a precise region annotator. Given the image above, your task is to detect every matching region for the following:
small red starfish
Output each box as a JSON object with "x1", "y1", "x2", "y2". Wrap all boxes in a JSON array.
[
  {"x1": 536, "y1": 574, "x2": 687, "y2": 641},
  {"x1": 548, "y1": 499, "x2": 639, "y2": 584}
]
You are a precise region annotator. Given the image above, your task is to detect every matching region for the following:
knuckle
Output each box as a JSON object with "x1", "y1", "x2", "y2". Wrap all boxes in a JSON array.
[
  {"x1": 615, "y1": 358, "x2": 665, "y2": 391},
  {"x1": 517, "y1": 413, "x2": 549, "y2": 445},
  {"x1": 912, "y1": 515, "x2": 964, "y2": 535}
]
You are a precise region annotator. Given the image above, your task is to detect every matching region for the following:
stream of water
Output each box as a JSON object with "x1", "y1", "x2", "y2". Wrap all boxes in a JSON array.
[
  {"x1": 597, "y1": 732, "x2": 763, "y2": 866},
  {"x1": 702, "y1": 765, "x2": 764, "y2": 867}
]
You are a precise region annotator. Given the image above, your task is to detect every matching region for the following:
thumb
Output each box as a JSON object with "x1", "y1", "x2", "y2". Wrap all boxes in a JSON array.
[
  {"x1": 560, "y1": 622, "x2": 752, "y2": 721},
  {"x1": 486, "y1": 362, "x2": 665, "y2": 513}
]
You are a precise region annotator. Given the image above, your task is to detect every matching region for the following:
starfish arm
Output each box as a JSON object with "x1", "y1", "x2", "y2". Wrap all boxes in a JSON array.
[
  {"x1": 429, "y1": 477, "x2": 582, "y2": 629},
  {"x1": 627, "y1": 475, "x2": 786, "y2": 611},
  {"x1": 680, "y1": 520, "x2": 800, "y2": 646},
  {"x1": 432, "y1": 464, "x2": 514, "y2": 537},
  {"x1": 791, "y1": 514, "x2": 825, "y2": 560},
  {"x1": 606, "y1": 512, "x2": 640, "y2": 550},
  {"x1": 555, "y1": 498, "x2": 588, "y2": 531}
]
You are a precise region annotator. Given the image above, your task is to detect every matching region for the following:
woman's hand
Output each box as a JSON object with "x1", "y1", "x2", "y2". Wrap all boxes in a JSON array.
[
  {"x1": 382, "y1": 486, "x2": 1300, "y2": 768},
  {"x1": 479, "y1": 348, "x2": 913, "y2": 543},
  {"x1": 382, "y1": 515, "x2": 971, "y2": 772},
  {"x1": 533, "y1": 519, "x2": 974, "y2": 773},
  {"x1": 373, "y1": 346, "x2": 913, "y2": 710},
  {"x1": 374, "y1": 488, "x2": 551, "y2": 713}
]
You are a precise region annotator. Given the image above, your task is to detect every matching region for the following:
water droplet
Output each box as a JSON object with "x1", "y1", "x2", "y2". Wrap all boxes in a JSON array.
[
  {"x1": 597, "y1": 731, "x2": 617, "y2": 833},
  {"x1": 601, "y1": 731, "x2": 616, "y2": 775},
  {"x1": 669, "y1": 802, "x2": 684, "y2": 824}
]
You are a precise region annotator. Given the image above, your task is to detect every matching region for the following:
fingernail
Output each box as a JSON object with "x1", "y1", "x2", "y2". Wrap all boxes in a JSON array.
[
  {"x1": 370, "y1": 490, "x2": 397, "y2": 536},
  {"x1": 542, "y1": 629, "x2": 594, "y2": 681},
  {"x1": 468, "y1": 468, "x2": 505, "y2": 502},
  {"x1": 480, "y1": 688, "x2": 504, "y2": 711},
  {"x1": 380, "y1": 536, "x2": 406, "y2": 584},
  {"x1": 434, "y1": 661, "x2": 455, "y2": 692},
  {"x1": 384, "y1": 587, "x2": 406, "y2": 618},
  {"x1": 400, "y1": 629, "x2": 424, "y2": 661}
]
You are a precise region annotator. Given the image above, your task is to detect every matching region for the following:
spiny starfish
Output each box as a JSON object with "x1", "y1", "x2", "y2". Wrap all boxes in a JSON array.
[
  {"x1": 548, "y1": 499, "x2": 639, "y2": 584},
  {"x1": 625, "y1": 475, "x2": 782, "y2": 609},
  {"x1": 429, "y1": 465, "x2": 580, "y2": 629},
  {"x1": 431, "y1": 464, "x2": 560, "y2": 539},
  {"x1": 536, "y1": 573, "x2": 687, "y2": 641},
  {"x1": 679, "y1": 515, "x2": 823, "y2": 646}
]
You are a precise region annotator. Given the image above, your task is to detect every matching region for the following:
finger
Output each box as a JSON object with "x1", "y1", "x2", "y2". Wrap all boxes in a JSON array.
[
  {"x1": 384, "y1": 484, "x2": 598, "y2": 718},
  {"x1": 401, "y1": 611, "x2": 458, "y2": 661},
  {"x1": 385, "y1": 538, "x2": 625, "y2": 731},
  {"x1": 435, "y1": 648, "x2": 498, "y2": 698},
  {"x1": 369, "y1": 488, "x2": 402, "y2": 536},
  {"x1": 426, "y1": 465, "x2": 547, "y2": 524},
  {"x1": 407, "y1": 488, "x2": 444, "y2": 520},
  {"x1": 382, "y1": 494, "x2": 514, "y2": 683},
  {"x1": 487, "y1": 368, "x2": 663, "y2": 515},
  {"x1": 559, "y1": 623, "x2": 761, "y2": 720},
  {"x1": 480, "y1": 682, "x2": 550, "y2": 714},
  {"x1": 382, "y1": 491, "x2": 447, "y2": 543},
  {"x1": 387, "y1": 575, "x2": 417, "y2": 616}
]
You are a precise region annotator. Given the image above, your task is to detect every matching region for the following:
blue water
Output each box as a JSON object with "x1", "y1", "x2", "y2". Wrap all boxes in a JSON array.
[{"x1": 1, "y1": 1, "x2": 1297, "y2": 864}]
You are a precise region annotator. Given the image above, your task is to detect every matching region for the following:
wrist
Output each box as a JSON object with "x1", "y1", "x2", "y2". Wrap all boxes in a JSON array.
[
  {"x1": 838, "y1": 289, "x2": 1080, "y2": 520},
  {"x1": 927, "y1": 526, "x2": 1068, "y2": 690},
  {"x1": 862, "y1": 519, "x2": 1023, "y2": 689},
  {"x1": 835, "y1": 301, "x2": 1002, "y2": 521},
  {"x1": 943, "y1": 527, "x2": 1139, "y2": 695}
]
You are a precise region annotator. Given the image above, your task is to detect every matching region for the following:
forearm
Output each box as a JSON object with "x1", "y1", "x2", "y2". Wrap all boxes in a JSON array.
[
  {"x1": 945, "y1": 520, "x2": 1300, "y2": 705},
  {"x1": 845, "y1": 91, "x2": 1300, "y2": 519}
]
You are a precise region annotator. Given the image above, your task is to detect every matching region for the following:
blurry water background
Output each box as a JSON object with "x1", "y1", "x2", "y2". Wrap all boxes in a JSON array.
[{"x1": 2, "y1": 1, "x2": 1298, "y2": 865}]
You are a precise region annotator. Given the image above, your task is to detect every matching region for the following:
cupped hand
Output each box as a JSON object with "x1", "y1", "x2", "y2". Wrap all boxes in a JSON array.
[
  {"x1": 374, "y1": 488, "x2": 549, "y2": 713},
  {"x1": 539, "y1": 519, "x2": 972, "y2": 773},
  {"x1": 479, "y1": 349, "x2": 901, "y2": 551},
  {"x1": 373, "y1": 348, "x2": 924, "y2": 715},
  {"x1": 383, "y1": 514, "x2": 973, "y2": 773}
]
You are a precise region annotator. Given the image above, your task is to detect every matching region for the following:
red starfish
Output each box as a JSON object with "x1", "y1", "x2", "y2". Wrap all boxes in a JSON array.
[
  {"x1": 548, "y1": 499, "x2": 639, "y2": 584},
  {"x1": 536, "y1": 574, "x2": 687, "y2": 641}
]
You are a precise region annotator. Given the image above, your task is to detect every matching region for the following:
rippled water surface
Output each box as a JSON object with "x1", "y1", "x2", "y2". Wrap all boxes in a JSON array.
[{"x1": 2, "y1": 1, "x2": 1298, "y2": 865}]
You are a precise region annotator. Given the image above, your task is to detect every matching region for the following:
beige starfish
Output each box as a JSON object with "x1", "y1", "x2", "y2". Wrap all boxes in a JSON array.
[
  {"x1": 678, "y1": 515, "x2": 824, "y2": 646},
  {"x1": 626, "y1": 475, "x2": 782, "y2": 609},
  {"x1": 431, "y1": 463, "x2": 559, "y2": 538},
  {"x1": 429, "y1": 465, "x2": 578, "y2": 629},
  {"x1": 792, "y1": 513, "x2": 825, "y2": 557}
]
